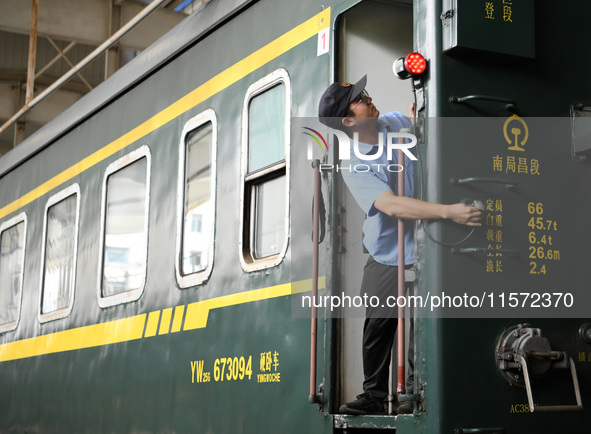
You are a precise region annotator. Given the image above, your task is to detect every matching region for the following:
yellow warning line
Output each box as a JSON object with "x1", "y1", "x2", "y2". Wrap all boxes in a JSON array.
[
  {"x1": 0, "y1": 277, "x2": 325, "y2": 363},
  {"x1": 183, "y1": 282, "x2": 292, "y2": 331},
  {"x1": 0, "y1": 315, "x2": 147, "y2": 363}
]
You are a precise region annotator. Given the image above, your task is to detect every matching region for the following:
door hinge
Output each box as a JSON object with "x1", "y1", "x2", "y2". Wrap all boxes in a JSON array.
[{"x1": 440, "y1": 9, "x2": 454, "y2": 22}]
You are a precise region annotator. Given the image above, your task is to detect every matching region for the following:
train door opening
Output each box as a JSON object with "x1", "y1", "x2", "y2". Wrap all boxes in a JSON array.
[{"x1": 333, "y1": 0, "x2": 415, "y2": 414}]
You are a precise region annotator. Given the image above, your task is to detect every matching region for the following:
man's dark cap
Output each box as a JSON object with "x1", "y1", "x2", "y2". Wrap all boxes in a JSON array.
[{"x1": 318, "y1": 75, "x2": 367, "y2": 129}]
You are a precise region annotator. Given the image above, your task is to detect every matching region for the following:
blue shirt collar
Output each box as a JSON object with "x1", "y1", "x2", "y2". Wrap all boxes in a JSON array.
[{"x1": 356, "y1": 118, "x2": 389, "y2": 154}]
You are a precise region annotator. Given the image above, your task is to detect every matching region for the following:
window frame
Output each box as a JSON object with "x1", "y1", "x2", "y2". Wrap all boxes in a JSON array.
[
  {"x1": 175, "y1": 109, "x2": 217, "y2": 288},
  {"x1": 97, "y1": 146, "x2": 151, "y2": 308},
  {"x1": 0, "y1": 213, "x2": 27, "y2": 334},
  {"x1": 239, "y1": 68, "x2": 291, "y2": 272},
  {"x1": 38, "y1": 184, "x2": 80, "y2": 323}
]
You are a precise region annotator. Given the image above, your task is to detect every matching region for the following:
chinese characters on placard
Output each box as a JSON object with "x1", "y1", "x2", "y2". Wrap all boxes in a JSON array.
[{"x1": 485, "y1": 0, "x2": 513, "y2": 22}]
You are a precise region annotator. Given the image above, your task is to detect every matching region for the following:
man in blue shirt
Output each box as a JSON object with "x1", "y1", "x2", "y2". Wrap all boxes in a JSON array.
[{"x1": 318, "y1": 75, "x2": 483, "y2": 415}]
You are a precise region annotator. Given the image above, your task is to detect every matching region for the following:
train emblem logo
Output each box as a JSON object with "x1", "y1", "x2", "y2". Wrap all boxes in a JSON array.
[{"x1": 504, "y1": 114, "x2": 529, "y2": 152}]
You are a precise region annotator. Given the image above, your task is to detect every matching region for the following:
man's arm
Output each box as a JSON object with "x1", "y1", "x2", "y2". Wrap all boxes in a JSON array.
[{"x1": 374, "y1": 190, "x2": 483, "y2": 226}]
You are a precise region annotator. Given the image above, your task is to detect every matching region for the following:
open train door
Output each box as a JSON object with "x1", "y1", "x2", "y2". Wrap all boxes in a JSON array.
[{"x1": 331, "y1": 0, "x2": 417, "y2": 423}]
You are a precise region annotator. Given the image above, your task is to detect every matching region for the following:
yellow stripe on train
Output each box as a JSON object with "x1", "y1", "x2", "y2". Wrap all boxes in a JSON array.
[
  {"x1": 0, "y1": 315, "x2": 147, "y2": 362},
  {"x1": 0, "y1": 278, "x2": 325, "y2": 363}
]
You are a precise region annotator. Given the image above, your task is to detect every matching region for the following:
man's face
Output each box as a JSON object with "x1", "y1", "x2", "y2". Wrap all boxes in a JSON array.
[
  {"x1": 342, "y1": 90, "x2": 379, "y2": 131},
  {"x1": 347, "y1": 90, "x2": 379, "y2": 118}
]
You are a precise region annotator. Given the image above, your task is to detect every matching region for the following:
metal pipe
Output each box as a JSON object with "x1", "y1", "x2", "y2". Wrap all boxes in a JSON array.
[
  {"x1": 105, "y1": 0, "x2": 114, "y2": 80},
  {"x1": 46, "y1": 37, "x2": 93, "y2": 91},
  {"x1": 450, "y1": 177, "x2": 518, "y2": 190},
  {"x1": 451, "y1": 247, "x2": 519, "y2": 256},
  {"x1": 309, "y1": 159, "x2": 321, "y2": 404},
  {"x1": 448, "y1": 94, "x2": 517, "y2": 113},
  {"x1": 25, "y1": 0, "x2": 39, "y2": 104},
  {"x1": 35, "y1": 41, "x2": 76, "y2": 78},
  {"x1": 516, "y1": 354, "x2": 583, "y2": 413},
  {"x1": 449, "y1": 94, "x2": 516, "y2": 105},
  {"x1": 454, "y1": 429, "x2": 505, "y2": 434},
  {"x1": 396, "y1": 143, "x2": 405, "y2": 394},
  {"x1": 0, "y1": 0, "x2": 169, "y2": 136}
]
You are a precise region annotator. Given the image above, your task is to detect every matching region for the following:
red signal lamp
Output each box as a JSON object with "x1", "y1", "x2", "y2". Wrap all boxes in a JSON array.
[{"x1": 393, "y1": 52, "x2": 427, "y2": 79}]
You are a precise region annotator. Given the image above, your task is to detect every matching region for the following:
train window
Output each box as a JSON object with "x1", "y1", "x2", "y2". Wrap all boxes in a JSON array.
[
  {"x1": 98, "y1": 146, "x2": 151, "y2": 308},
  {"x1": 240, "y1": 69, "x2": 290, "y2": 271},
  {"x1": 0, "y1": 214, "x2": 26, "y2": 333},
  {"x1": 39, "y1": 185, "x2": 80, "y2": 322},
  {"x1": 176, "y1": 109, "x2": 217, "y2": 288}
]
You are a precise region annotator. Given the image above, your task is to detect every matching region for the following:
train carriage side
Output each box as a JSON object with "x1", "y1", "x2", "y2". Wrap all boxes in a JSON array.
[
  {"x1": 0, "y1": 0, "x2": 337, "y2": 432},
  {"x1": 3, "y1": 0, "x2": 590, "y2": 432}
]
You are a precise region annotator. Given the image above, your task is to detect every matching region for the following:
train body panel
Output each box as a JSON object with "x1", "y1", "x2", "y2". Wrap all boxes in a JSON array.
[
  {"x1": 412, "y1": 0, "x2": 591, "y2": 432},
  {"x1": 0, "y1": 0, "x2": 334, "y2": 431}
]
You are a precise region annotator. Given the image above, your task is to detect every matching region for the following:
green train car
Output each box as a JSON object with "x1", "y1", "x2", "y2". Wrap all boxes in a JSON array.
[{"x1": 1, "y1": 0, "x2": 590, "y2": 432}]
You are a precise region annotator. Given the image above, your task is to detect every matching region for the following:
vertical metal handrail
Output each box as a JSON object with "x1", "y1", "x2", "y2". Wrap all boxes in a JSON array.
[
  {"x1": 309, "y1": 160, "x2": 321, "y2": 404},
  {"x1": 397, "y1": 144, "x2": 406, "y2": 394}
]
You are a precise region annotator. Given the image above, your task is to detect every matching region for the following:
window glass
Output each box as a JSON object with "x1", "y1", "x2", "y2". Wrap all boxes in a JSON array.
[
  {"x1": 240, "y1": 70, "x2": 290, "y2": 270},
  {"x1": 182, "y1": 123, "x2": 213, "y2": 276},
  {"x1": 41, "y1": 193, "x2": 78, "y2": 314},
  {"x1": 253, "y1": 175, "x2": 286, "y2": 258},
  {"x1": 102, "y1": 157, "x2": 148, "y2": 297},
  {"x1": 248, "y1": 84, "x2": 285, "y2": 172},
  {"x1": 0, "y1": 219, "x2": 25, "y2": 328}
]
